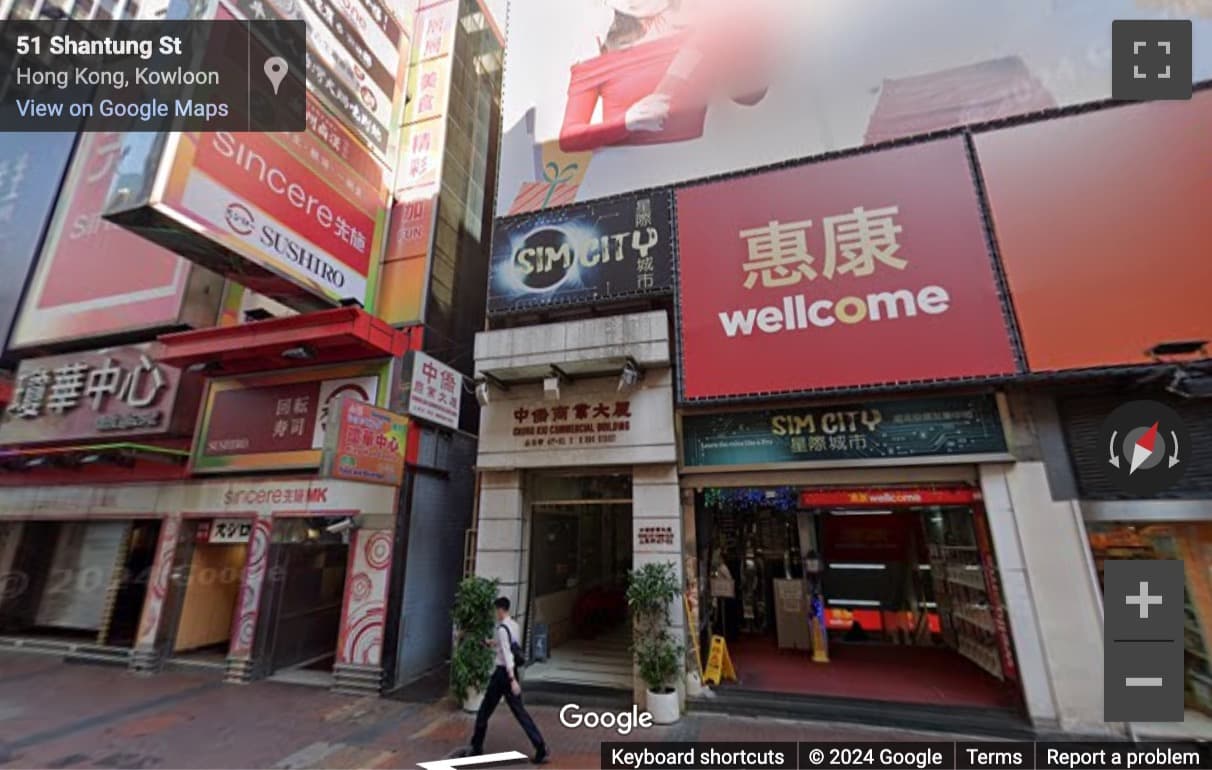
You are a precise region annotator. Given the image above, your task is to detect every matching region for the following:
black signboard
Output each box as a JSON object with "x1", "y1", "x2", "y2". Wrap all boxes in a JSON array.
[
  {"x1": 487, "y1": 191, "x2": 674, "y2": 314},
  {"x1": 682, "y1": 395, "x2": 1007, "y2": 468}
]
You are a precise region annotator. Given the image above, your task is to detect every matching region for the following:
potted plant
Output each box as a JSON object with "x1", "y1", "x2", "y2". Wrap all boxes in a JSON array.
[
  {"x1": 450, "y1": 576, "x2": 498, "y2": 712},
  {"x1": 626, "y1": 561, "x2": 683, "y2": 724}
]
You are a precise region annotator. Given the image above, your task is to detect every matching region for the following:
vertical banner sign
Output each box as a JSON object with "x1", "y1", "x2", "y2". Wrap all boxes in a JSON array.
[
  {"x1": 677, "y1": 137, "x2": 1017, "y2": 399},
  {"x1": 320, "y1": 394, "x2": 408, "y2": 486},
  {"x1": 378, "y1": 0, "x2": 459, "y2": 324},
  {"x1": 11, "y1": 132, "x2": 211, "y2": 350}
]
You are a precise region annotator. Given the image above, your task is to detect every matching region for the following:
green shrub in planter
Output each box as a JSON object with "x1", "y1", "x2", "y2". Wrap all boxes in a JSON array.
[
  {"x1": 450, "y1": 576, "x2": 499, "y2": 702},
  {"x1": 626, "y1": 562, "x2": 683, "y2": 694}
]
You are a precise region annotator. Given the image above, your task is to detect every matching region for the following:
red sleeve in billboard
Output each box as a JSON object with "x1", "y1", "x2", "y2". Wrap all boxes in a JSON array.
[{"x1": 676, "y1": 137, "x2": 1016, "y2": 399}]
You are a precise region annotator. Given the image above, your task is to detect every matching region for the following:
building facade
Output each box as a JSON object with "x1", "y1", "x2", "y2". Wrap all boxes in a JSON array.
[
  {"x1": 0, "y1": 0, "x2": 504, "y2": 697},
  {"x1": 472, "y1": 0, "x2": 1212, "y2": 735}
]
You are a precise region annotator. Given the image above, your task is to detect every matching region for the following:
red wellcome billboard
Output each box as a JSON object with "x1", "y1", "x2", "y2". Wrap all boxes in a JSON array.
[{"x1": 676, "y1": 137, "x2": 1016, "y2": 399}]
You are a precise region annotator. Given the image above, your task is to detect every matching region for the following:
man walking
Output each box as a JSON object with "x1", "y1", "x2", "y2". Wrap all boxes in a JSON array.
[{"x1": 469, "y1": 597, "x2": 549, "y2": 764}]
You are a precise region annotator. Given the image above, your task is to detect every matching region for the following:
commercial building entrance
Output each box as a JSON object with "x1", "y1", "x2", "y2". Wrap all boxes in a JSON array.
[
  {"x1": 523, "y1": 472, "x2": 633, "y2": 691},
  {"x1": 698, "y1": 485, "x2": 1022, "y2": 711}
]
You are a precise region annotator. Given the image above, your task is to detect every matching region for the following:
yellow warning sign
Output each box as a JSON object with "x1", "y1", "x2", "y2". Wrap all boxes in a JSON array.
[{"x1": 702, "y1": 635, "x2": 737, "y2": 686}]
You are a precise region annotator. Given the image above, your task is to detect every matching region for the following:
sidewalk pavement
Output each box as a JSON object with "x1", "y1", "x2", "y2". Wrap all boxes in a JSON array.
[{"x1": 0, "y1": 652, "x2": 980, "y2": 769}]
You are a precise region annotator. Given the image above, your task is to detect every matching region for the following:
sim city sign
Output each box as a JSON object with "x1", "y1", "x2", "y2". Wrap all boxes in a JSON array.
[
  {"x1": 676, "y1": 137, "x2": 1018, "y2": 399},
  {"x1": 488, "y1": 191, "x2": 674, "y2": 314},
  {"x1": 0, "y1": 344, "x2": 190, "y2": 445}
]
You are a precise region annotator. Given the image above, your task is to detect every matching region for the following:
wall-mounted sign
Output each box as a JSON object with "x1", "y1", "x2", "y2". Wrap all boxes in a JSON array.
[
  {"x1": 0, "y1": 344, "x2": 193, "y2": 446},
  {"x1": 320, "y1": 395, "x2": 407, "y2": 486},
  {"x1": 677, "y1": 138, "x2": 1016, "y2": 399},
  {"x1": 488, "y1": 191, "x2": 673, "y2": 314},
  {"x1": 115, "y1": 100, "x2": 389, "y2": 311},
  {"x1": 681, "y1": 395, "x2": 1007, "y2": 469},
  {"x1": 208, "y1": 518, "x2": 254, "y2": 544},
  {"x1": 191, "y1": 361, "x2": 388, "y2": 474},
  {"x1": 12, "y1": 132, "x2": 222, "y2": 351},
  {"x1": 976, "y1": 92, "x2": 1212, "y2": 372},
  {"x1": 800, "y1": 487, "x2": 981, "y2": 507},
  {"x1": 477, "y1": 373, "x2": 677, "y2": 469},
  {"x1": 405, "y1": 352, "x2": 462, "y2": 430}
]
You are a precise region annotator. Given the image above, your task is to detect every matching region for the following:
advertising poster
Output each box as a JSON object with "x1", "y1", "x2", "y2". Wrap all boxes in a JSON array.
[
  {"x1": 676, "y1": 137, "x2": 1017, "y2": 399},
  {"x1": 681, "y1": 396, "x2": 1007, "y2": 468},
  {"x1": 975, "y1": 92, "x2": 1212, "y2": 372},
  {"x1": 0, "y1": 131, "x2": 78, "y2": 355},
  {"x1": 150, "y1": 94, "x2": 390, "y2": 310},
  {"x1": 11, "y1": 132, "x2": 221, "y2": 351},
  {"x1": 320, "y1": 395, "x2": 408, "y2": 486},
  {"x1": 0, "y1": 344, "x2": 194, "y2": 445},
  {"x1": 497, "y1": 0, "x2": 1212, "y2": 215},
  {"x1": 489, "y1": 191, "x2": 673, "y2": 313},
  {"x1": 191, "y1": 361, "x2": 388, "y2": 474}
]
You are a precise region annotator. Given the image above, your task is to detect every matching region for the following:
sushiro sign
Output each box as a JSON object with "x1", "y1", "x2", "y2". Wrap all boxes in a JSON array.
[{"x1": 106, "y1": 98, "x2": 389, "y2": 311}]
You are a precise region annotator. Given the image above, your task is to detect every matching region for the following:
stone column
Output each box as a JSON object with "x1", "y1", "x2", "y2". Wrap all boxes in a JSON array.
[
  {"x1": 631, "y1": 464, "x2": 684, "y2": 709},
  {"x1": 130, "y1": 515, "x2": 182, "y2": 675},
  {"x1": 980, "y1": 462, "x2": 1113, "y2": 734},
  {"x1": 333, "y1": 520, "x2": 395, "y2": 695},
  {"x1": 474, "y1": 471, "x2": 528, "y2": 626},
  {"x1": 225, "y1": 515, "x2": 272, "y2": 684}
]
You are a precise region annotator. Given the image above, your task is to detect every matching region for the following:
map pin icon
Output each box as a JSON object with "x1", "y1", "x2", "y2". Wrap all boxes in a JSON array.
[{"x1": 264, "y1": 56, "x2": 288, "y2": 96}]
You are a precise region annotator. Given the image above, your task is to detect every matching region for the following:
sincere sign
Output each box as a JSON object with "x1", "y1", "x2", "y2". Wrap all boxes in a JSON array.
[
  {"x1": 681, "y1": 395, "x2": 1007, "y2": 468},
  {"x1": 488, "y1": 191, "x2": 673, "y2": 313},
  {"x1": 319, "y1": 395, "x2": 407, "y2": 486},
  {"x1": 192, "y1": 362, "x2": 386, "y2": 474},
  {"x1": 677, "y1": 138, "x2": 1016, "y2": 398},
  {"x1": 405, "y1": 352, "x2": 461, "y2": 430},
  {"x1": 0, "y1": 344, "x2": 191, "y2": 445}
]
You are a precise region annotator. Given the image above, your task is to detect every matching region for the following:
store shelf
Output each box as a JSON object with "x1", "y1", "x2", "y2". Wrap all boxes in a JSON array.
[
  {"x1": 954, "y1": 607, "x2": 996, "y2": 634},
  {"x1": 958, "y1": 637, "x2": 1003, "y2": 680},
  {"x1": 946, "y1": 570, "x2": 988, "y2": 592}
]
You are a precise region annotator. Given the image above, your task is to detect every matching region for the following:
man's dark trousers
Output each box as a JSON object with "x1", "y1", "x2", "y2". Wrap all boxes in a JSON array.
[{"x1": 471, "y1": 666, "x2": 545, "y2": 753}]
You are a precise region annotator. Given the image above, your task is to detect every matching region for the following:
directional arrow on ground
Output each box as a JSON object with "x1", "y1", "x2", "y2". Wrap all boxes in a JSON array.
[{"x1": 418, "y1": 750, "x2": 527, "y2": 770}]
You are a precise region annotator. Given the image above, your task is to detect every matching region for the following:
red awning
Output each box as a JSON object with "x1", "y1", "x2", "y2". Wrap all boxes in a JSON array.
[{"x1": 157, "y1": 307, "x2": 412, "y2": 374}]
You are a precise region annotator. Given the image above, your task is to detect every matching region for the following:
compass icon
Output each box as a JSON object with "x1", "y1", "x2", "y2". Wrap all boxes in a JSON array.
[{"x1": 1099, "y1": 400, "x2": 1189, "y2": 495}]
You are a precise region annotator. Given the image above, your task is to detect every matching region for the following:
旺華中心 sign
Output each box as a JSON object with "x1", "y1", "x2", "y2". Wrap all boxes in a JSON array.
[
  {"x1": 681, "y1": 395, "x2": 1007, "y2": 469},
  {"x1": 0, "y1": 344, "x2": 190, "y2": 445},
  {"x1": 320, "y1": 395, "x2": 407, "y2": 486},
  {"x1": 488, "y1": 191, "x2": 673, "y2": 313}
]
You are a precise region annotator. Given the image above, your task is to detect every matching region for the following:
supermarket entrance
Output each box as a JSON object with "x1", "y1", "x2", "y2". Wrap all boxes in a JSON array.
[{"x1": 699, "y1": 485, "x2": 1023, "y2": 710}]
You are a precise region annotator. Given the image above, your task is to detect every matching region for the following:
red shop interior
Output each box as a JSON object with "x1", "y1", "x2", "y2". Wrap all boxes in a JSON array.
[{"x1": 698, "y1": 486, "x2": 1023, "y2": 711}]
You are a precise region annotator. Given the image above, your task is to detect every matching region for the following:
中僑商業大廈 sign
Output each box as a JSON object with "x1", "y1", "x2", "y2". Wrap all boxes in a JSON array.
[{"x1": 681, "y1": 395, "x2": 1007, "y2": 469}]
